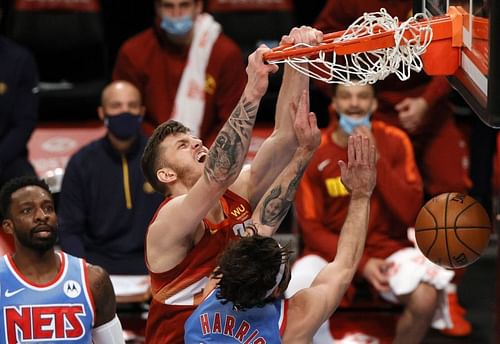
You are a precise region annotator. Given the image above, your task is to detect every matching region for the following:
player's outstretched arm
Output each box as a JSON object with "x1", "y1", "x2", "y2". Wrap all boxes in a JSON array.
[
  {"x1": 241, "y1": 26, "x2": 323, "y2": 208},
  {"x1": 146, "y1": 46, "x2": 278, "y2": 271},
  {"x1": 251, "y1": 90, "x2": 320, "y2": 237},
  {"x1": 283, "y1": 135, "x2": 376, "y2": 342},
  {"x1": 87, "y1": 264, "x2": 125, "y2": 344}
]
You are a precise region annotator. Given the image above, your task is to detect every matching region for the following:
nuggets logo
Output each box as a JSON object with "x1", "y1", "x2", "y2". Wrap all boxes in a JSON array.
[
  {"x1": 64, "y1": 280, "x2": 81, "y2": 298},
  {"x1": 3, "y1": 304, "x2": 86, "y2": 343}
]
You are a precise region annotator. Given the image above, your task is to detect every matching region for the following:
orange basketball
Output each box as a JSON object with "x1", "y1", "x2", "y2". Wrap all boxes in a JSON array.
[{"x1": 414, "y1": 193, "x2": 491, "y2": 269}]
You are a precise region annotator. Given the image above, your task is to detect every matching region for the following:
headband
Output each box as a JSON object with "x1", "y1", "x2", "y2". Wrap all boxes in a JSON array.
[{"x1": 264, "y1": 246, "x2": 287, "y2": 299}]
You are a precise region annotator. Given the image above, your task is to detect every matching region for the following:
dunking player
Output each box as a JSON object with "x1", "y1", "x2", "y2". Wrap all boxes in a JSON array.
[
  {"x1": 0, "y1": 176, "x2": 125, "y2": 343},
  {"x1": 140, "y1": 26, "x2": 322, "y2": 343},
  {"x1": 184, "y1": 134, "x2": 377, "y2": 343}
]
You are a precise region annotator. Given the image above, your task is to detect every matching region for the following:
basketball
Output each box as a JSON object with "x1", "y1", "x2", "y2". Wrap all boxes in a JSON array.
[{"x1": 414, "y1": 193, "x2": 491, "y2": 269}]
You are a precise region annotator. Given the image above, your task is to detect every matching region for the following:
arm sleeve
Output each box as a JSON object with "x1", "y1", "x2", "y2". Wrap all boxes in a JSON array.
[
  {"x1": 295, "y1": 166, "x2": 372, "y2": 272},
  {"x1": 57, "y1": 156, "x2": 88, "y2": 257},
  {"x1": 92, "y1": 315, "x2": 125, "y2": 344},
  {"x1": 376, "y1": 132, "x2": 424, "y2": 226},
  {"x1": 420, "y1": 76, "x2": 452, "y2": 108},
  {"x1": 0, "y1": 50, "x2": 39, "y2": 167}
]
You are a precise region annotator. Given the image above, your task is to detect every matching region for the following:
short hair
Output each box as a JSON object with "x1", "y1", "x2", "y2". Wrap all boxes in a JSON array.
[
  {"x1": 141, "y1": 120, "x2": 190, "y2": 194},
  {"x1": 213, "y1": 235, "x2": 292, "y2": 311},
  {"x1": 0, "y1": 176, "x2": 52, "y2": 221},
  {"x1": 332, "y1": 79, "x2": 378, "y2": 97}
]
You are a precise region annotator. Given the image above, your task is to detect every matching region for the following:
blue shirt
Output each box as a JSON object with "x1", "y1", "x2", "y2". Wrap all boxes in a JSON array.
[
  {"x1": 58, "y1": 134, "x2": 163, "y2": 274},
  {"x1": 0, "y1": 252, "x2": 94, "y2": 343},
  {"x1": 185, "y1": 288, "x2": 287, "y2": 344}
]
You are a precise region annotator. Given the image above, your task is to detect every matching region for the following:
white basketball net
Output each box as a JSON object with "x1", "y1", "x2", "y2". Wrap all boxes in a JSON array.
[{"x1": 268, "y1": 9, "x2": 433, "y2": 85}]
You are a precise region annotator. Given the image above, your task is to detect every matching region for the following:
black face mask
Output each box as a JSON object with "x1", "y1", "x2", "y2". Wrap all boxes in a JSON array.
[{"x1": 104, "y1": 112, "x2": 143, "y2": 140}]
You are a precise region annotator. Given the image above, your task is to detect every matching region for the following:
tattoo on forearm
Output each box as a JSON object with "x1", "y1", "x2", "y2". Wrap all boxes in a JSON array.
[
  {"x1": 260, "y1": 159, "x2": 308, "y2": 227},
  {"x1": 205, "y1": 98, "x2": 258, "y2": 183}
]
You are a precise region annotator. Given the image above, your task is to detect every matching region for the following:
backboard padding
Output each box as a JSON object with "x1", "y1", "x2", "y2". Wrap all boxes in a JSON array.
[{"x1": 414, "y1": 0, "x2": 499, "y2": 127}]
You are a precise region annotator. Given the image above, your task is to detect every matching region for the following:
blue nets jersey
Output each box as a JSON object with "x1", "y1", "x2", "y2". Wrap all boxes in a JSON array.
[
  {"x1": 0, "y1": 252, "x2": 95, "y2": 343},
  {"x1": 184, "y1": 289, "x2": 287, "y2": 344}
]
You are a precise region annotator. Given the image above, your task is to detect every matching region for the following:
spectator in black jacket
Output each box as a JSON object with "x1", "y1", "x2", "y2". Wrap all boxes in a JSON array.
[
  {"x1": 57, "y1": 81, "x2": 163, "y2": 275},
  {"x1": 0, "y1": 34, "x2": 39, "y2": 189}
]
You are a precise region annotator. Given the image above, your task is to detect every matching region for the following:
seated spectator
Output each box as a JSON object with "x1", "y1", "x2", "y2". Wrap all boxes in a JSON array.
[
  {"x1": 0, "y1": 32, "x2": 38, "y2": 189},
  {"x1": 113, "y1": 0, "x2": 247, "y2": 143},
  {"x1": 0, "y1": 176, "x2": 125, "y2": 343},
  {"x1": 57, "y1": 81, "x2": 163, "y2": 275},
  {"x1": 287, "y1": 82, "x2": 456, "y2": 344},
  {"x1": 314, "y1": 0, "x2": 471, "y2": 198},
  {"x1": 314, "y1": 3, "x2": 472, "y2": 335}
]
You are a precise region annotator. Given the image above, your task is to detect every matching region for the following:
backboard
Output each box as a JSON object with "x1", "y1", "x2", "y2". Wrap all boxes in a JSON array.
[{"x1": 414, "y1": 0, "x2": 500, "y2": 127}]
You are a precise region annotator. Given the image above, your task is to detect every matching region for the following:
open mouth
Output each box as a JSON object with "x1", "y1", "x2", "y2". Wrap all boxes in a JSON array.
[{"x1": 196, "y1": 151, "x2": 207, "y2": 163}]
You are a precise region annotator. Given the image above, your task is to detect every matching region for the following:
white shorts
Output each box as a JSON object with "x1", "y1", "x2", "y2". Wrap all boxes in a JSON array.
[{"x1": 286, "y1": 248, "x2": 455, "y2": 330}]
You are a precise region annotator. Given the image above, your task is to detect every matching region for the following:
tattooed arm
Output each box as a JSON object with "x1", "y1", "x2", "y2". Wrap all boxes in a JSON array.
[
  {"x1": 251, "y1": 90, "x2": 321, "y2": 237},
  {"x1": 145, "y1": 46, "x2": 278, "y2": 273},
  {"x1": 241, "y1": 26, "x2": 323, "y2": 208}
]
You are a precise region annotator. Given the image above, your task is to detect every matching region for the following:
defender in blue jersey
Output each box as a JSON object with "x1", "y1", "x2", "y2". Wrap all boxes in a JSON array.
[
  {"x1": 0, "y1": 176, "x2": 125, "y2": 343},
  {"x1": 185, "y1": 135, "x2": 377, "y2": 343}
]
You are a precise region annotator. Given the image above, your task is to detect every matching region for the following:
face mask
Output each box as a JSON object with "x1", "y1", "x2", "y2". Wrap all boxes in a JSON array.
[
  {"x1": 160, "y1": 15, "x2": 193, "y2": 36},
  {"x1": 338, "y1": 113, "x2": 371, "y2": 135},
  {"x1": 105, "y1": 112, "x2": 143, "y2": 140}
]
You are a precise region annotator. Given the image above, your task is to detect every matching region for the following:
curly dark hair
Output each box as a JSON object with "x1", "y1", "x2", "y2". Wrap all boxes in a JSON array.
[
  {"x1": 213, "y1": 235, "x2": 292, "y2": 311},
  {"x1": 141, "y1": 120, "x2": 189, "y2": 195},
  {"x1": 0, "y1": 176, "x2": 52, "y2": 221}
]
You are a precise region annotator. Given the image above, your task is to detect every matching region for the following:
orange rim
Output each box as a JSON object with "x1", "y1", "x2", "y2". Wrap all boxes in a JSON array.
[{"x1": 263, "y1": 11, "x2": 462, "y2": 62}]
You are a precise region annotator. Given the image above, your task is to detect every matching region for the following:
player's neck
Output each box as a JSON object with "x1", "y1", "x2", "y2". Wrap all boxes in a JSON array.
[{"x1": 11, "y1": 247, "x2": 60, "y2": 284}]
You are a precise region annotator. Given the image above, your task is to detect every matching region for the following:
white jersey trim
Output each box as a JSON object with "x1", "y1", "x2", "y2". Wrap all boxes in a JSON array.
[{"x1": 3, "y1": 251, "x2": 68, "y2": 291}]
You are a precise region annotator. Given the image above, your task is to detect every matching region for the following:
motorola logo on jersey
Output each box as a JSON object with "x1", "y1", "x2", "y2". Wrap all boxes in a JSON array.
[
  {"x1": 63, "y1": 280, "x2": 82, "y2": 298},
  {"x1": 3, "y1": 304, "x2": 86, "y2": 343}
]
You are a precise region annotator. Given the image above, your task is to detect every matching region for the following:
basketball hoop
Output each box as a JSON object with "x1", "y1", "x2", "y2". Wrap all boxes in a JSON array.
[{"x1": 263, "y1": 7, "x2": 464, "y2": 84}]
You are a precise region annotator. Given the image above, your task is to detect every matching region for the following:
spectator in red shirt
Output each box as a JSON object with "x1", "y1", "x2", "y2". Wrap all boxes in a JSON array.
[
  {"x1": 113, "y1": 0, "x2": 246, "y2": 144},
  {"x1": 312, "y1": 4, "x2": 472, "y2": 336},
  {"x1": 314, "y1": 0, "x2": 471, "y2": 199},
  {"x1": 287, "y1": 81, "x2": 456, "y2": 344}
]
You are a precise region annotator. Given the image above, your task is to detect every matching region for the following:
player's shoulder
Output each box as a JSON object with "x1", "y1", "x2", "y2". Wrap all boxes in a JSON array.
[
  {"x1": 148, "y1": 194, "x2": 185, "y2": 228},
  {"x1": 284, "y1": 289, "x2": 325, "y2": 341},
  {"x1": 84, "y1": 262, "x2": 111, "y2": 291}
]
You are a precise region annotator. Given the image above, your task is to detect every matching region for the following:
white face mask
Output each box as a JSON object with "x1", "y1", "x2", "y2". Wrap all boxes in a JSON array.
[
  {"x1": 160, "y1": 15, "x2": 193, "y2": 36},
  {"x1": 338, "y1": 113, "x2": 371, "y2": 134}
]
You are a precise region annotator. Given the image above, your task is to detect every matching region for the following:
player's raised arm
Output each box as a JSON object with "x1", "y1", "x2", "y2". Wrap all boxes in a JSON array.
[
  {"x1": 251, "y1": 90, "x2": 320, "y2": 237},
  {"x1": 239, "y1": 26, "x2": 323, "y2": 208},
  {"x1": 144, "y1": 45, "x2": 278, "y2": 272},
  {"x1": 283, "y1": 135, "x2": 377, "y2": 342}
]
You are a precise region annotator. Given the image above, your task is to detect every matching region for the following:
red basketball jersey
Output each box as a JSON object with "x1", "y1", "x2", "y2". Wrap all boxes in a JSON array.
[{"x1": 145, "y1": 189, "x2": 252, "y2": 344}]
